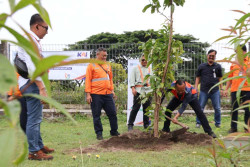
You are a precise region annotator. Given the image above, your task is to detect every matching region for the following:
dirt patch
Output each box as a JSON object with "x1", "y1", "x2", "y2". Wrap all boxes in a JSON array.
[{"x1": 65, "y1": 130, "x2": 212, "y2": 154}]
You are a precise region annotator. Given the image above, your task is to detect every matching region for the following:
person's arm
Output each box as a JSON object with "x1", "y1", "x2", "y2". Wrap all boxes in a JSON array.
[
  {"x1": 129, "y1": 67, "x2": 137, "y2": 96},
  {"x1": 223, "y1": 80, "x2": 232, "y2": 97},
  {"x1": 34, "y1": 80, "x2": 47, "y2": 97},
  {"x1": 85, "y1": 64, "x2": 92, "y2": 104},
  {"x1": 195, "y1": 77, "x2": 200, "y2": 91}
]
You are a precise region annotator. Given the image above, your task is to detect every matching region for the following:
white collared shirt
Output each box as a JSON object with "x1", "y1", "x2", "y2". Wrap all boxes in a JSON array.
[{"x1": 18, "y1": 31, "x2": 43, "y2": 88}]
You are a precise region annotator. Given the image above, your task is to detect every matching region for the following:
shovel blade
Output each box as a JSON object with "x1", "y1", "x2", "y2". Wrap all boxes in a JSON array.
[{"x1": 171, "y1": 127, "x2": 188, "y2": 138}]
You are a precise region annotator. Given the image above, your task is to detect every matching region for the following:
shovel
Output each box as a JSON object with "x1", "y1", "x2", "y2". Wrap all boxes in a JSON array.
[{"x1": 163, "y1": 113, "x2": 189, "y2": 138}]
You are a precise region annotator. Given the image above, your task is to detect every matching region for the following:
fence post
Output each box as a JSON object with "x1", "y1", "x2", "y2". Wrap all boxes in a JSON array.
[{"x1": 0, "y1": 40, "x2": 8, "y2": 58}]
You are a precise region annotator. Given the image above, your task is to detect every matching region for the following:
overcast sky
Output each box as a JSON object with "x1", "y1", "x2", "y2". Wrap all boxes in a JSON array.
[{"x1": 0, "y1": 0, "x2": 249, "y2": 45}]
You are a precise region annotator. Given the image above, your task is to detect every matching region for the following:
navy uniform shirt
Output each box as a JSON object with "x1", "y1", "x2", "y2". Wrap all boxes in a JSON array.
[{"x1": 196, "y1": 62, "x2": 222, "y2": 94}]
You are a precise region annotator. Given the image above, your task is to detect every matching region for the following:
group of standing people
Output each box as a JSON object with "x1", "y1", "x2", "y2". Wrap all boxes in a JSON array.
[
  {"x1": 7, "y1": 13, "x2": 249, "y2": 161},
  {"x1": 128, "y1": 47, "x2": 250, "y2": 138}
]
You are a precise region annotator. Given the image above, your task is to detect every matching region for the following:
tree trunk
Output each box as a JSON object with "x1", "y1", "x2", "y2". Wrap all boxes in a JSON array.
[{"x1": 153, "y1": 1, "x2": 174, "y2": 137}]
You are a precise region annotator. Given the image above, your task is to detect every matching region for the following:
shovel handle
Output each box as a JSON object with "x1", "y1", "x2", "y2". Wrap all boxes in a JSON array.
[{"x1": 163, "y1": 113, "x2": 188, "y2": 129}]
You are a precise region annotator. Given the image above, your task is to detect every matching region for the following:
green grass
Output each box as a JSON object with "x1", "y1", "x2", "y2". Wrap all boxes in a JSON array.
[{"x1": 0, "y1": 113, "x2": 249, "y2": 167}]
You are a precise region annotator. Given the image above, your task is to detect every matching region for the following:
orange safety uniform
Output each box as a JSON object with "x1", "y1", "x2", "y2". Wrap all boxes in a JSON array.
[
  {"x1": 228, "y1": 57, "x2": 250, "y2": 92},
  {"x1": 7, "y1": 73, "x2": 22, "y2": 97},
  {"x1": 85, "y1": 63, "x2": 114, "y2": 94}
]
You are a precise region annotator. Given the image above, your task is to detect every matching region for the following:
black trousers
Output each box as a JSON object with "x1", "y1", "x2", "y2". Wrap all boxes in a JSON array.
[
  {"x1": 128, "y1": 92, "x2": 151, "y2": 128},
  {"x1": 18, "y1": 97, "x2": 27, "y2": 133},
  {"x1": 90, "y1": 94, "x2": 118, "y2": 135},
  {"x1": 163, "y1": 97, "x2": 212, "y2": 133},
  {"x1": 231, "y1": 91, "x2": 250, "y2": 130}
]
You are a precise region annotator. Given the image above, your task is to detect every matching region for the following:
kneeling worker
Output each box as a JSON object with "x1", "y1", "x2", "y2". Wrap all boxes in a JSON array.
[{"x1": 162, "y1": 80, "x2": 217, "y2": 138}]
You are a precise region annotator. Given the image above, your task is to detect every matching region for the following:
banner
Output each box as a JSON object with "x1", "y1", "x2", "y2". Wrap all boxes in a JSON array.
[
  {"x1": 127, "y1": 59, "x2": 144, "y2": 126},
  {"x1": 43, "y1": 51, "x2": 90, "y2": 80}
]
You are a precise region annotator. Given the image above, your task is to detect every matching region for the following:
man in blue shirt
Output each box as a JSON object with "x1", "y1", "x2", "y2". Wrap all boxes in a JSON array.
[
  {"x1": 162, "y1": 80, "x2": 216, "y2": 138},
  {"x1": 195, "y1": 49, "x2": 223, "y2": 128}
]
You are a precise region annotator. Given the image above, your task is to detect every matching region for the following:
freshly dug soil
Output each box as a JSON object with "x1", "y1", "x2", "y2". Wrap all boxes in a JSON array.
[{"x1": 66, "y1": 129, "x2": 213, "y2": 154}]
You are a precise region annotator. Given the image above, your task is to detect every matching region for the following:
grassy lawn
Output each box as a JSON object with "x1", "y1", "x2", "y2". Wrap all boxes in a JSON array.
[{"x1": 0, "y1": 113, "x2": 249, "y2": 167}]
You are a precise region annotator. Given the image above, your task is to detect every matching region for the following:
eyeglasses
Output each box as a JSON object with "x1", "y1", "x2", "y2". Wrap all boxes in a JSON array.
[
  {"x1": 38, "y1": 24, "x2": 48, "y2": 31},
  {"x1": 141, "y1": 59, "x2": 147, "y2": 62}
]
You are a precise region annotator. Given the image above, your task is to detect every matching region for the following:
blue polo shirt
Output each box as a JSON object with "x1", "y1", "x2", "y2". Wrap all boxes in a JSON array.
[{"x1": 196, "y1": 62, "x2": 222, "y2": 94}]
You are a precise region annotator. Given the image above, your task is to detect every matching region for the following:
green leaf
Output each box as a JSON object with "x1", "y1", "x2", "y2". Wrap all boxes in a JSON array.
[
  {"x1": 32, "y1": 3, "x2": 52, "y2": 28},
  {"x1": 23, "y1": 93, "x2": 77, "y2": 124},
  {"x1": 31, "y1": 55, "x2": 69, "y2": 80},
  {"x1": 142, "y1": 4, "x2": 152, "y2": 13},
  {"x1": 0, "y1": 54, "x2": 17, "y2": 94},
  {"x1": 0, "y1": 24, "x2": 39, "y2": 60},
  {"x1": 0, "y1": 99, "x2": 21, "y2": 127},
  {"x1": 218, "y1": 152, "x2": 231, "y2": 159},
  {"x1": 41, "y1": 72, "x2": 51, "y2": 97},
  {"x1": 234, "y1": 13, "x2": 250, "y2": 30},
  {"x1": 0, "y1": 13, "x2": 9, "y2": 27},
  {"x1": 213, "y1": 35, "x2": 235, "y2": 43},
  {"x1": 13, "y1": 0, "x2": 36, "y2": 13},
  {"x1": 13, "y1": 138, "x2": 28, "y2": 165},
  {"x1": 0, "y1": 129, "x2": 16, "y2": 167},
  {"x1": 8, "y1": 0, "x2": 15, "y2": 12},
  {"x1": 236, "y1": 78, "x2": 246, "y2": 105}
]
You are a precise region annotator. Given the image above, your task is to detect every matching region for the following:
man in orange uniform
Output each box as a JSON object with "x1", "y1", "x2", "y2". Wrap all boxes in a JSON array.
[
  {"x1": 224, "y1": 45, "x2": 250, "y2": 133},
  {"x1": 85, "y1": 48, "x2": 120, "y2": 140}
]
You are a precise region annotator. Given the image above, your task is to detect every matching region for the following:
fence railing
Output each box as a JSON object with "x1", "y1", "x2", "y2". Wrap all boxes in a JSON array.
[{"x1": 7, "y1": 42, "x2": 236, "y2": 110}]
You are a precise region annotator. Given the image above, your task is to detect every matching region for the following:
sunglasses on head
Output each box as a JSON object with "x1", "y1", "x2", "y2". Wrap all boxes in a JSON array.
[{"x1": 141, "y1": 59, "x2": 147, "y2": 62}]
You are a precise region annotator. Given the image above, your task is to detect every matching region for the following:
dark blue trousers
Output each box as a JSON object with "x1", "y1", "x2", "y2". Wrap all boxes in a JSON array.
[{"x1": 90, "y1": 94, "x2": 118, "y2": 135}]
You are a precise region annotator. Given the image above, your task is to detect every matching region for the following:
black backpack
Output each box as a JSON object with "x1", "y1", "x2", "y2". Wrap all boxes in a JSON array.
[{"x1": 14, "y1": 53, "x2": 29, "y2": 79}]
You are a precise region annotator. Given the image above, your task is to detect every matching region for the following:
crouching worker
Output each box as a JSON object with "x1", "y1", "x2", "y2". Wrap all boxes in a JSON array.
[{"x1": 162, "y1": 80, "x2": 217, "y2": 138}]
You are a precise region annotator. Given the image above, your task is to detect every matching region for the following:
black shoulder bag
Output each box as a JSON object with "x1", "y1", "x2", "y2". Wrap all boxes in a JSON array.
[{"x1": 14, "y1": 53, "x2": 29, "y2": 79}]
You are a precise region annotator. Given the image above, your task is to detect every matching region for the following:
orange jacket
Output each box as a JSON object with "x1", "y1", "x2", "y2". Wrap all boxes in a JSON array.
[
  {"x1": 85, "y1": 63, "x2": 114, "y2": 94},
  {"x1": 7, "y1": 73, "x2": 22, "y2": 97},
  {"x1": 229, "y1": 58, "x2": 250, "y2": 92}
]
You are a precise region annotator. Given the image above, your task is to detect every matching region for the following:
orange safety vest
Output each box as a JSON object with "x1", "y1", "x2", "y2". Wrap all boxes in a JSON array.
[
  {"x1": 135, "y1": 65, "x2": 151, "y2": 87},
  {"x1": 229, "y1": 58, "x2": 250, "y2": 92},
  {"x1": 85, "y1": 63, "x2": 114, "y2": 94},
  {"x1": 7, "y1": 73, "x2": 22, "y2": 97}
]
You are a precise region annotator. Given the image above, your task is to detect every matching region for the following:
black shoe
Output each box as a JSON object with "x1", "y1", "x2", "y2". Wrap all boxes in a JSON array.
[
  {"x1": 162, "y1": 128, "x2": 170, "y2": 133},
  {"x1": 128, "y1": 125, "x2": 133, "y2": 131},
  {"x1": 110, "y1": 131, "x2": 120, "y2": 136},
  {"x1": 228, "y1": 128, "x2": 237, "y2": 133},
  {"x1": 96, "y1": 134, "x2": 103, "y2": 140},
  {"x1": 208, "y1": 131, "x2": 217, "y2": 138},
  {"x1": 215, "y1": 124, "x2": 221, "y2": 128},
  {"x1": 196, "y1": 124, "x2": 201, "y2": 128}
]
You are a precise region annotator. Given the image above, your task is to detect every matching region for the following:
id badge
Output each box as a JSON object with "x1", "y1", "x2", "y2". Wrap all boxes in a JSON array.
[{"x1": 213, "y1": 69, "x2": 216, "y2": 78}]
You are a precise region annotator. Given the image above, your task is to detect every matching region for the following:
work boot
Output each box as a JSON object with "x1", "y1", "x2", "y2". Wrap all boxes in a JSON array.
[
  {"x1": 228, "y1": 128, "x2": 237, "y2": 134},
  {"x1": 215, "y1": 124, "x2": 221, "y2": 128},
  {"x1": 41, "y1": 146, "x2": 54, "y2": 154},
  {"x1": 161, "y1": 128, "x2": 170, "y2": 133},
  {"x1": 28, "y1": 150, "x2": 53, "y2": 161},
  {"x1": 208, "y1": 131, "x2": 217, "y2": 138},
  {"x1": 110, "y1": 131, "x2": 120, "y2": 136},
  {"x1": 128, "y1": 125, "x2": 133, "y2": 131},
  {"x1": 96, "y1": 134, "x2": 103, "y2": 140}
]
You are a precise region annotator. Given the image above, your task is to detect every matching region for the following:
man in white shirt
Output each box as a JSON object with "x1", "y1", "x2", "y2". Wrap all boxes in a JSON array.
[
  {"x1": 18, "y1": 14, "x2": 54, "y2": 161},
  {"x1": 128, "y1": 55, "x2": 152, "y2": 131}
]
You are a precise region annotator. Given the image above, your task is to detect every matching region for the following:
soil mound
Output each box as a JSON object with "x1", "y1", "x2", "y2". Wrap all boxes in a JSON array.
[
  {"x1": 66, "y1": 130, "x2": 213, "y2": 153},
  {"x1": 98, "y1": 130, "x2": 212, "y2": 152}
]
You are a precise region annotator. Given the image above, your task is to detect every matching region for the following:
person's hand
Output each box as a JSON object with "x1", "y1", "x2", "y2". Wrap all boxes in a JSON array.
[
  {"x1": 86, "y1": 93, "x2": 92, "y2": 104},
  {"x1": 7, "y1": 96, "x2": 14, "y2": 101},
  {"x1": 132, "y1": 87, "x2": 137, "y2": 96},
  {"x1": 222, "y1": 90, "x2": 228, "y2": 97},
  {"x1": 112, "y1": 91, "x2": 117, "y2": 101},
  {"x1": 172, "y1": 117, "x2": 178, "y2": 124},
  {"x1": 40, "y1": 88, "x2": 47, "y2": 104}
]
